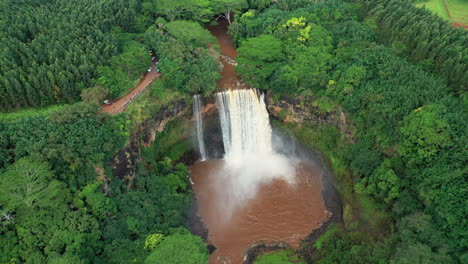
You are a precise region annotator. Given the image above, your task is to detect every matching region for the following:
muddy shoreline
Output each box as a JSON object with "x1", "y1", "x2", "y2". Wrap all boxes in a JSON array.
[{"x1": 186, "y1": 125, "x2": 342, "y2": 263}]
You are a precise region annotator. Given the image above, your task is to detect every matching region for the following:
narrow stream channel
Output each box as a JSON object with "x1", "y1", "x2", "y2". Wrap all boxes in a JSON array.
[{"x1": 206, "y1": 19, "x2": 239, "y2": 90}]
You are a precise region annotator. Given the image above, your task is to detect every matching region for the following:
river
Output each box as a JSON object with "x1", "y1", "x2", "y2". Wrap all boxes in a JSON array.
[
  {"x1": 206, "y1": 19, "x2": 239, "y2": 90},
  {"x1": 189, "y1": 19, "x2": 328, "y2": 264}
]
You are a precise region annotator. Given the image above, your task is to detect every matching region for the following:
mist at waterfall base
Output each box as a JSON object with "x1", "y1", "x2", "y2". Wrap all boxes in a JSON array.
[
  {"x1": 194, "y1": 89, "x2": 298, "y2": 216},
  {"x1": 191, "y1": 89, "x2": 327, "y2": 263},
  {"x1": 215, "y1": 89, "x2": 298, "y2": 216}
]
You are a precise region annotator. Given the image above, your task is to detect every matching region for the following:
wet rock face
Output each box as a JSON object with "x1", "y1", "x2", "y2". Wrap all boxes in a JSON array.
[
  {"x1": 142, "y1": 99, "x2": 189, "y2": 146},
  {"x1": 265, "y1": 91, "x2": 353, "y2": 139},
  {"x1": 110, "y1": 99, "x2": 189, "y2": 185},
  {"x1": 203, "y1": 113, "x2": 225, "y2": 159},
  {"x1": 110, "y1": 144, "x2": 139, "y2": 182}
]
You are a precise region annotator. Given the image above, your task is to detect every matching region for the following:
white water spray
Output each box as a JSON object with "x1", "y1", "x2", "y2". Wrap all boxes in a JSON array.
[
  {"x1": 216, "y1": 89, "x2": 296, "y2": 211},
  {"x1": 193, "y1": 95, "x2": 207, "y2": 161}
]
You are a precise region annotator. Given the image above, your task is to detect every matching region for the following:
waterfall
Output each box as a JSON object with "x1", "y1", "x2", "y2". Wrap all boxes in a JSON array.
[
  {"x1": 193, "y1": 95, "x2": 207, "y2": 161},
  {"x1": 215, "y1": 89, "x2": 296, "y2": 206},
  {"x1": 216, "y1": 89, "x2": 273, "y2": 162}
]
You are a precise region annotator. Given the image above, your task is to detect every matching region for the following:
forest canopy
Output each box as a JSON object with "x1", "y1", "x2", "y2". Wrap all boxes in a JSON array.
[{"x1": 0, "y1": 0, "x2": 467, "y2": 263}]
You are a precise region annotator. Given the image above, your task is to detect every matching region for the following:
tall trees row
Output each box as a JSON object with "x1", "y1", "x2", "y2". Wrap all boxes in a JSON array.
[
  {"x1": 361, "y1": 0, "x2": 468, "y2": 92},
  {"x1": 0, "y1": 0, "x2": 142, "y2": 110}
]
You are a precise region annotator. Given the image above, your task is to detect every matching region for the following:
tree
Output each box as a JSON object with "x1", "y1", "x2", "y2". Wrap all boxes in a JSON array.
[
  {"x1": 165, "y1": 21, "x2": 216, "y2": 47},
  {"x1": 247, "y1": 0, "x2": 272, "y2": 10},
  {"x1": 0, "y1": 158, "x2": 61, "y2": 216},
  {"x1": 79, "y1": 183, "x2": 117, "y2": 219},
  {"x1": 237, "y1": 35, "x2": 284, "y2": 88},
  {"x1": 391, "y1": 242, "x2": 455, "y2": 264},
  {"x1": 147, "y1": 0, "x2": 213, "y2": 22},
  {"x1": 398, "y1": 105, "x2": 451, "y2": 166},
  {"x1": 272, "y1": 45, "x2": 333, "y2": 94},
  {"x1": 355, "y1": 159, "x2": 401, "y2": 204},
  {"x1": 144, "y1": 233, "x2": 165, "y2": 251},
  {"x1": 80, "y1": 86, "x2": 109, "y2": 104},
  {"x1": 144, "y1": 232, "x2": 208, "y2": 264},
  {"x1": 211, "y1": 0, "x2": 248, "y2": 24}
]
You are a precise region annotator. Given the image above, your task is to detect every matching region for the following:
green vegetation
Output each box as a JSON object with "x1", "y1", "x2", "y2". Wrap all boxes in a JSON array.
[
  {"x1": 234, "y1": 0, "x2": 467, "y2": 263},
  {"x1": 362, "y1": 0, "x2": 467, "y2": 92},
  {"x1": 144, "y1": 20, "x2": 220, "y2": 95},
  {"x1": 0, "y1": 0, "x2": 231, "y2": 111},
  {"x1": 416, "y1": 0, "x2": 468, "y2": 25},
  {"x1": 142, "y1": 118, "x2": 193, "y2": 162},
  {"x1": 1, "y1": 0, "x2": 466, "y2": 263},
  {"x1": 254, "y1": 249, "x2": 305, "y2": 264},
  {"x1": 0, "y1": 0, "x2": 142, "y2": 110},
  {"x1": 0, "y1": 102, "x2": 197, "y2": 263},
  {"x1": 97, "y1": 38, "x2": 149, "y2": 98},
  {"x1": 0, "y1": 105, "x2": 68, "y2": 121},
  {"x1": 416, "y1": 0, "x2": 450, "y2": 20},
  {"x1": 446, "y1": 0, "x2": 468, "y2": 25},
  {"x1": 144, "y1": 230, "x2": 208, "y2": 264}
]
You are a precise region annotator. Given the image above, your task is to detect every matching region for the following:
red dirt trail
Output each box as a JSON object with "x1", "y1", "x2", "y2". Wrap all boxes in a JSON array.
[{"x1": 102, "y1": 62, "x2": 160, "y2": 115}]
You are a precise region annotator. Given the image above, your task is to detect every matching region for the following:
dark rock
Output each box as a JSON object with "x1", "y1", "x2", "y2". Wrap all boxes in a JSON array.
[
  {"x1": 208, "y1": 244, "x2": 217, "y2": 254},
  {"x1": 243, "y1": 242, "x2": 290, "y2": 264}
]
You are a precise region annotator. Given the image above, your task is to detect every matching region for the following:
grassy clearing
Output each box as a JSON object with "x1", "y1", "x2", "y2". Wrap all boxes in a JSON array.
[
  {"x1": 417, "y1": 0, "x2": 450, "y2": 20},
  {"x1": 0, "y1": 104, "x2": 68, "y2": 121},
  {"x1": 417, "y1": 0, "x2": 468, "y2": 25},
  {"x1": 446, "y1": 0, "x2": 468, "y2": 25}
]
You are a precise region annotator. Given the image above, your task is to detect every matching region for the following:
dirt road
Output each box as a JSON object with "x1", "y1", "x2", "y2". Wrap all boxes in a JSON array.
[{"x1": 102, "y1": 62, "x2": 160, "y2": 115}]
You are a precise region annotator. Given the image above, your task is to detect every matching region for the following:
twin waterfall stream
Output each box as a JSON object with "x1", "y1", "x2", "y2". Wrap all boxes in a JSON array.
[{"x1": 193, "y1": 95, "x2": 207, "y2": 161}]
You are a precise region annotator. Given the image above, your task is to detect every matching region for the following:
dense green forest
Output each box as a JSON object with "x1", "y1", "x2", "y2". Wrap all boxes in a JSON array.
[
  {"x1": 0, "y1": 0, "x2": 224, "y2": 110},
  {"x1": 232, "y1": 0, "x2": 467, "y2": 263},
  {"x1": 0, "y1": 0, "x2": 141, "y2": 110},
  {"x1": 1, "y1": 0, "x2": 467, "y2": 263}
]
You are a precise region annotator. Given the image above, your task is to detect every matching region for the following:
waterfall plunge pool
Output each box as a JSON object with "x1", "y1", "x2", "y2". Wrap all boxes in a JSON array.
[{"x1": 190, "y1": 89, "x2": 329, "y2": 264}]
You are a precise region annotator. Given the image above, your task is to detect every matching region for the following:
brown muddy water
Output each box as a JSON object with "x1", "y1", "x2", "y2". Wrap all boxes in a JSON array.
[
  {"x1": 206, "y1": 20, "x2": 239, "y2": 90},
  {"x1": 190, "y1": 160, "x2": 327, "y2": 264}
]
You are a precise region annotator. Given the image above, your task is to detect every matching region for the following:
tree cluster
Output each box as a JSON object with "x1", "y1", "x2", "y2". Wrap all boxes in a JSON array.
[
  {"x1": 0, "y1": 0, "x2": 143, "y2": 110},
  {"x1": 0, "y1": 104, "x2": 203, "y2": 263},
  {"x1": 362, "y1": 0, "x2": 468, "y2": 92},
  {"x1": 233, "y1": 0, "x2": 467, "y2": 262}
]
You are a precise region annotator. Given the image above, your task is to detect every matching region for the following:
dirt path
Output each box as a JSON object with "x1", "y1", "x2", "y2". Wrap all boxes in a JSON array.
[{"x1": 102, "y1": 62, "x2": 160, "y2": 115}]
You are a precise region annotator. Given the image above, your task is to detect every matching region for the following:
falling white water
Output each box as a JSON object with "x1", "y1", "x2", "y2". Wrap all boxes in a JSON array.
[
  {"x1": 215, "y1": 89, "x2": 296, "y2": 211},
  {"x1": 193, "y1": 95, "x2": 207, "y2": 161}
]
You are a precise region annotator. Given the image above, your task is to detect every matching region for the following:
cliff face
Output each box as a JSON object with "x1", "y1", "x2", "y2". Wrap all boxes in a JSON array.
[
  {"x1": 110, "y1": 99, "x2": 189, "y2": 186},
  {"x1": 110, "y1": 91, "x2": 355, "y2": 188},
  {"x1": 265, "y1": 91, "x2": 354, "y2": 140},
  {"x1": 141, "y1": 99, "x2": 189, "y2": 146}
]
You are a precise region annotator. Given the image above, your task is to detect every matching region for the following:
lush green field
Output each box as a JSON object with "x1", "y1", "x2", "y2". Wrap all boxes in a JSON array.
[
  {"x1": 417, "y1": 0, "x2": 450, "y2": 20},
  {"x1": 447, "y1": 0, "x2": 468, "y2": 25},
  {"x1": 0, "y1": 104, "x2": 67, "y2": 121},
  {"x1": 417, "y1": 0, "x2": 468, "y2": 25}
]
